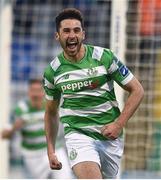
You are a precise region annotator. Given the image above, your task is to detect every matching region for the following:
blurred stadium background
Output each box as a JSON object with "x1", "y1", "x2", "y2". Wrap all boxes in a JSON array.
[{"x1": 0, "y1": 0, "x2": 161, "y2": 178}]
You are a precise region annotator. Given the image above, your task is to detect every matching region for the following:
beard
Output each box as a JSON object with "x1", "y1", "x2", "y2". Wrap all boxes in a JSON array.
[{"x1": 60, "y1": 37, "x2": 83, "y2": 57}]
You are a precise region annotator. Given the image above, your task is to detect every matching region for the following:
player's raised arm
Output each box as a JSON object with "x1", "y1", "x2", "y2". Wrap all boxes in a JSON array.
[{"x1": 44, "y1": 99, "x2": 62, "y2": 170}]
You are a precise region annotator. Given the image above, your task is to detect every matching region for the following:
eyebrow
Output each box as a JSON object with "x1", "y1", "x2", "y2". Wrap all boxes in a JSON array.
[
  {"x1": 63, "y1": 26, "x2": 81, "y2": 30},
  {"x1": 63, "y1": 27, "x2": 82, "y2": 33}
]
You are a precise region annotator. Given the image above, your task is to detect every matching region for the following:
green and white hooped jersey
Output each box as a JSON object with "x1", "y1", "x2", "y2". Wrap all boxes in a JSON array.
[
  {"x1": 14, "y1": 100, "x2": 46, "y2": 152},
  {"x1": 43, "y1": 44, "x2": 133, "y2": 140}
]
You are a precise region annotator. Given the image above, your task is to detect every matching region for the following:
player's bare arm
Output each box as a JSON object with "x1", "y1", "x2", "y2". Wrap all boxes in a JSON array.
[
  {"x1": 44, "y1": 99, "x2": 62, "y2": 170},
  {"x1": 1, "y1": 119, "x2": 24, "y2": 139},
  {"x1": 101, "y1": 77, "x2": 144, "y2": 139}
]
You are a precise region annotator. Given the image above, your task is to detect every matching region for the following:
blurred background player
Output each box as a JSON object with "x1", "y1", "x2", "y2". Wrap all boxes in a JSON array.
[{"x1": 1, "y1": 79, "x2": 73, "y2": 179}]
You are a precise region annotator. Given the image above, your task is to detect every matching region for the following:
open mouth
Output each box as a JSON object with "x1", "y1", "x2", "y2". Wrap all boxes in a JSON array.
[{"x1": 66, "y1": 41, "x2": 78, "y2": 50}]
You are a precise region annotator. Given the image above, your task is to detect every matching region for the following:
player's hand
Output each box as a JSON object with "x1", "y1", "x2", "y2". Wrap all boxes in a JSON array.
[
  {"x1": 48, "y1": 153, "x2": 62, "y2": 170},
  {"x1": 1, "y1": 129, "x2": 13, "y2": 139},
  {"x1": 101, "y1": 121, "x2": 122, "y2": 140}
]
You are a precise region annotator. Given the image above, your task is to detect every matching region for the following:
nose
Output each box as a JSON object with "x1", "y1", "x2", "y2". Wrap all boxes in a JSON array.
[{"x1": 68, "y1": 30, "x2": 76, "y2": 38}]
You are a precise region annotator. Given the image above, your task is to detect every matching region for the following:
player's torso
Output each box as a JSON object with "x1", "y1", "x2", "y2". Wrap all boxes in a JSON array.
[
  {"x1": 55, "y1": 55, "x2": 108, "y2": 96},
  {"x1": 51, "y1": 46, "x2": 120, "y2": 140},
  {"x1": 17, "y1": 101, "x2": 47, "y2": 150}
]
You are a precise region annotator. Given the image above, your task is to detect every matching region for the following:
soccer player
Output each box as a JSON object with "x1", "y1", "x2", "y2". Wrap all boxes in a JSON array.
[
  {"x1": 43, "y1": 8, "x2": 144, "y2": 179},
  {"x1": 1, "y1": 79, "x2": 73, "y2": 179}
]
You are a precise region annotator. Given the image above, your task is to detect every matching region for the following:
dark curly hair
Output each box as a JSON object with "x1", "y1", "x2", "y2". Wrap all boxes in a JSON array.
[{"x1": 55, "y1": 8, "x2": 84, "y2": 32}]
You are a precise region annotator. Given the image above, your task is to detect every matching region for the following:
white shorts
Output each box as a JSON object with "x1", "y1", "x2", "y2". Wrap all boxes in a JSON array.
[{"x1": 65, "y1": 132, "x2": 124, "y2": 179}]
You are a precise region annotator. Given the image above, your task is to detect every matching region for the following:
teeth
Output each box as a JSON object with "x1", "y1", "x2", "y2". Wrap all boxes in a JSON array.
[{"x1": 68, "y1": 42, "x2": 76, "y2": 45}]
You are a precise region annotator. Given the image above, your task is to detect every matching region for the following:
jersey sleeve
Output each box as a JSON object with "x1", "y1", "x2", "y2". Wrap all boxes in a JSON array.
[
  {"x1": 102, "y1": 49, "x2": 134, "y2": 86},
  {"x1": 11, "y1": 106, "x2": 23, "y2": 123},
  {"x1": 14, "y1": 106, "x2": 23, "y2": 117},
  {"x1": 11, "y1": 101, "x2": 27, "y2": 122},
  {"x1": 43, "y1": 65, "x2": 61, "y2": 100}
]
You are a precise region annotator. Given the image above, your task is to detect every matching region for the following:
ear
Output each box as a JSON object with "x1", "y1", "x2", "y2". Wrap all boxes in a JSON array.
[
  {"x1": 82, "y1": 31, "x2": 85, "y2": 40},
  {"x1": 55, "y1": 32, "x2": 59, "y2": 40}
]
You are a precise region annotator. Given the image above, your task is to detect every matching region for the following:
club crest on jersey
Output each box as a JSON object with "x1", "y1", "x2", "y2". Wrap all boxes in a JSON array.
[
  {"x1": 87, "y1": 67, "x2": 98, "y2": 76},
  {"x1": 64, "y1": 74, "x2": 69, "y2": 79},
  {"x1": 119, "y1": 65, "x2": 129, "y2": 77},
  {"x1": 60, "y1": 74, "x2": 69, "y2": 80}
]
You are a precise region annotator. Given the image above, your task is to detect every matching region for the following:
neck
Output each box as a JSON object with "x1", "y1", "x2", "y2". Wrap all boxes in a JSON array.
[
  {"x1": 64, "y1": 44, "x2": 85, "y2": 62},
  {"x1": 31, "y1": 101, "x2": 43, "y2": 110}
]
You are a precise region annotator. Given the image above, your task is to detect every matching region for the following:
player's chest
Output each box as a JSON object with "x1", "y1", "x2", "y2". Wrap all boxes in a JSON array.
[
  {"x1": 21, "y1": 111, "x2": 45, "y2": 125},
  {"x1": 54, "y1": 63, "x2": 108, "y2": 93}
]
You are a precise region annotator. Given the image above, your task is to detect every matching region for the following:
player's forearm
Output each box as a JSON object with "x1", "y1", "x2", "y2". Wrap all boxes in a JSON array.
[
  {"x1": 44, "y1": 111, "x2": 59, "y2": 154},
  {"x1": 116, "y1": 83, "x2": 144, "y2": 128}
]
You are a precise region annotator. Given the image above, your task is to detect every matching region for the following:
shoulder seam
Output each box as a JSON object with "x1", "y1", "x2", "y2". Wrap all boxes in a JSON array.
[
  {"x1": 17, "y1": 100, "x2": 29, "y2": 113},
  {"x1": 50, "y1": 56, "x2": 61, "y2": 71},
  {"x1": 92, "y1": 46, "x2": 104, "y2": 61}
]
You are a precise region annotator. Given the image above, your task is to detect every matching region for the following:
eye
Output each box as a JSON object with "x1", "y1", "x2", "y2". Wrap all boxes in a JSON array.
[
  {"x1": 63, "y1": 28, "x2": 70, "y2": 33},
  {"x1": 74, "y1": 27, "x2": 81, "y2": 33}
]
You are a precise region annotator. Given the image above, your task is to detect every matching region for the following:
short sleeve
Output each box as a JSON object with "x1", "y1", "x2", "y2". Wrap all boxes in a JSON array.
[
  {"x1": 101, "y1": 49, "x2": 133, "y2": 86},
  {"x1": 11, "y1": 100, "x2": 27, "y2": 122},
  {"x1": 43, "y1": 65, "x2": 61, "y2": 100},
  {"x1": 106, "y1": 53, "x2": 134, "y2": 86}
]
